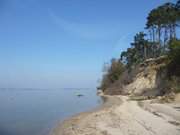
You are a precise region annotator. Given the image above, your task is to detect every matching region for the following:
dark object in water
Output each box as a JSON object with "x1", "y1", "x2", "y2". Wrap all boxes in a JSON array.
[{"x1": 76, "y1": 94, "x2": 84, "y2": 97}]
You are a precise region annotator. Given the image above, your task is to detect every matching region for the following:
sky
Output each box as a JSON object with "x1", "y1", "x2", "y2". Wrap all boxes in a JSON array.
[{"x1": 0, "y1": 0, "x2": 176, "y2": 89}]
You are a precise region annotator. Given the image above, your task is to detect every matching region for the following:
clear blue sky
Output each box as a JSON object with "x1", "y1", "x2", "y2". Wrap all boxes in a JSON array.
[{"x1": 0, "y1": 0, "x2": 174, "y2": 89}]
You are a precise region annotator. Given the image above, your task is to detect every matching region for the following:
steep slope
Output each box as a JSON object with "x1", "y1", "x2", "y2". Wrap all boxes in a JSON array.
[{"x1": 104, "y1": 56, "x2": 168, "y2": 96}]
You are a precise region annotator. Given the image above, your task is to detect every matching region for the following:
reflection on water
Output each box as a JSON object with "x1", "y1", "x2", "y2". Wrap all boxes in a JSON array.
[{"x1": 0, "y1": 88, "x2": 101, "y2": 135}]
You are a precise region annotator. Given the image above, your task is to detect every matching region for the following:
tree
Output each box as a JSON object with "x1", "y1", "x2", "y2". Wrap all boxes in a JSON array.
[
  {"x1": 167, "y1": 39, "x2": 180, "y2": 78},
  {"x1": 146, "y1": 2, "x2": 180, "y2": 55},
  {"x1": 176, "y1": 0, "x2": 180, "y2": 21},
  {"x1": 120, "y1": 32, "x2": 151, "y2": 68},
  {"x1": 100, "y1": 0, "x2": 180, "y2": 91},
  {"x1": 100, "y1": 59, "x2": 125, "y2": 90},
  {"x1": 121, "y1": 48, "x2": 137, "y2": 68}
]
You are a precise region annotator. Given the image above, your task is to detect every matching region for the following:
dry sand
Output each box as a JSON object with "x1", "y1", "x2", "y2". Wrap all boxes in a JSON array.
[{"x1": 51, "y1": 95, "x2": 180, "y2": 135}]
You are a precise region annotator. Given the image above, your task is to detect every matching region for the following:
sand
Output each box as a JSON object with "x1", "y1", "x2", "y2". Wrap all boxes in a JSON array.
[{"x1": 50, "y1": 95, "x2": 180, "y2": 135}]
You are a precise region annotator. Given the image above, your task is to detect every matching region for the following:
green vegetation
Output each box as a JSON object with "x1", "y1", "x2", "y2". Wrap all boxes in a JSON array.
[
  {"x1": 121, "y1": 1, "x2": 180, "y2": 68},
  {"x1": 167, "y1": 39, "x2": 180, "y2": 93},
  {"x1": 100, "y1": 59, "x2": 124, "y2": 90},
  {"x1": 168, "y1": 39, "x2": 180, "y2": 72},
  {"x1": 121, "y1": 32, "x2": 150, "y2": 68},
  {"x1": 100, "y1": 0, "x2": 180, "y2": 92}
]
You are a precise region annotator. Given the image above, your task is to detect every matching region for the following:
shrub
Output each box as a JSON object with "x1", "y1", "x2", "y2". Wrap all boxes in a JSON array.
[
  {"x1": 100, "y1": 58, "x2": 125, "y2": 90},
  {"x1": 167, "y1": 39, "x2": 180, "y2": 77}
]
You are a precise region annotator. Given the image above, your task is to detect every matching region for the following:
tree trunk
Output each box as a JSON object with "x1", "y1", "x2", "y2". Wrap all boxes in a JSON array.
[
  {"x1": 149, "y1": 29, "x2": 152, "y2": 41},
  {"x1": 169, "y1": 25, "x2": 173, "y2": 40},
  {"x1": 157, "y1": 26, "x2": 161, "y2": 52},
  {"x1": 158, "y1": 27, "x2": 161, "y2": 44},
  {"x1": 164, "y1": 27, "x2": 168, "y2": 52},
  {"x1": 173, "y1": 23, "x2": 176, "y2": 39},
  {"x1": 144, "y1": 46, "x2": 147, "y2": 59},
  {"x1": 152, "y1": 27, "x2": 155, "y2": 42}
]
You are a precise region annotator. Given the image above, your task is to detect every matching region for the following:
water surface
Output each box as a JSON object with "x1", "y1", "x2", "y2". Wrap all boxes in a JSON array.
[{"x1": 0, "y1": 88, "x2": 101, "y2": 135}]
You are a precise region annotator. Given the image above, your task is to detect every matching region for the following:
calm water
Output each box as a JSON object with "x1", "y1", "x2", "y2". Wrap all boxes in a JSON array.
[{"x1": 0, "y1": 88, "x2": 101, "y2": 135}]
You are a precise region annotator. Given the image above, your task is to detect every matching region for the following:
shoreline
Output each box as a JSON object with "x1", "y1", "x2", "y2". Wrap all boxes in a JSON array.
[
  {"x1": 50, "y1": 93, "x2": 180, "y2": 135},
  {"x1": 49, "y1": 93, "x2": 123, "y2": 135}
]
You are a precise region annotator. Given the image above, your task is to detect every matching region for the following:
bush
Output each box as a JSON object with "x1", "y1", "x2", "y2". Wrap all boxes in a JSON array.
[
  {"x1": 100, "y1": 58, "x2": 125, "y2": 90},
  {"x1": 167, "y1": 39, "x2": 180, "y2": 77},
  {"x1": 167, "y1": 76, "x2": 180, "y2": 93}
]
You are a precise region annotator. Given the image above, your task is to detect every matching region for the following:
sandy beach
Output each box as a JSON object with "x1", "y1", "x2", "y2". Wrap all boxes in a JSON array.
[{"x1": 50, "y1": 94, "x2": 180, "y2": 135}]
